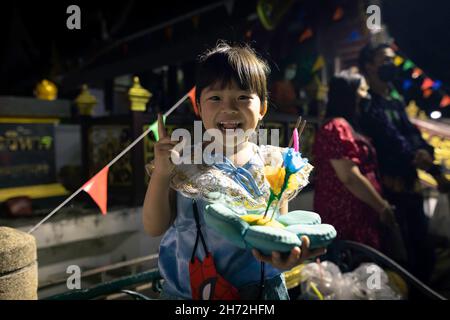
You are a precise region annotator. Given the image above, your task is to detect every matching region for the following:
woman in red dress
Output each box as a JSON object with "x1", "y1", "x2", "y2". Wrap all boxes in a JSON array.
[{"x1": 313, "y1": 71, "x2": 397, "y2": 250}]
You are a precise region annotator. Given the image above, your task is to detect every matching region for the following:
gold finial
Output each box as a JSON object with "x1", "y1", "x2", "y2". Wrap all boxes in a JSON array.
[
  {"x1": 75, "y1": 84, "x2": 97, "y2": 116},
  {"x1": 418, "y1": 110, "x2": 428, "y2": 120},
  {"x1": 128, "y1": 76, "x2": 152, "y2": 112},
  {"x1": 35, "y1": 79, "x2": 58, "y2": 100},
  {"x1": 406, "y1": 101, "x2": 419, "y2": 119}
]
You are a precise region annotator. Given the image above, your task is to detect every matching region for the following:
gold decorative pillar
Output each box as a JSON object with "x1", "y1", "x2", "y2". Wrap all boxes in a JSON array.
[
  {"x1": 128, "y1": 76, "x2": 152, "y2": 112},
  {"x1": 75, "y1": 84, "x2": 97, "y2": 116}
]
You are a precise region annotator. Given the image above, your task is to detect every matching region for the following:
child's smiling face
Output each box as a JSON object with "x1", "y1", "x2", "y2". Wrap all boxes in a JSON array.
[{"x1": 198, "y1": 80, "x2": 264, "y2": 146}]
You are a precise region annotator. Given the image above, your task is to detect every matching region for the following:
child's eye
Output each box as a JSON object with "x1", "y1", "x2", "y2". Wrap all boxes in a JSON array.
[
  {"x1": 238, "y1": 95, "x2": 251, "y2": 100},
  {"x1": 208, "y1": 96, "x2": 220, "y2": 101}
]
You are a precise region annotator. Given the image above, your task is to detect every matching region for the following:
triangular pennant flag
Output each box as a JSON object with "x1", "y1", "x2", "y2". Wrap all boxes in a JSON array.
[
  {"x1": 332, "y1": 7, "x2": 344, "y2": 21},
  {"x1": 390, "y1": 89, "x2": 401, "y2": 100},
  {"x1": 347, "y1": 30, "x2": 362, "y2": 42},
  {"x1": 421, "y1": 78, "x2": 434, "y2": 91},
  {"x1": 299, "y1": 28, "x2": 313, "y2": 43},
  {"x1": 440, "y1": 95, "x2": 450, "y2": 108},
  {"x1": 403, "y1": 59, "x2": 414, "y2": 71},
  {"x1": 312, "y1": 55, "x2": 325, "y2": 73},
  {"x1": 432, "y1": 80, "x2": 442, "y2": 90},
  {"x1": 423, "y1": 88, "x2": 433, "y2": 98},
  {"x1": 82, "y1": 166, "x2": 109, "y2": 215},
  {"x1": 188, "y1": 86, "x2": 199, "y2": 116},
  {"x1": 394, "y1": 55, "x2": 404, "y2": 66},
  {"x1": 403, "y1": 79, "x2": 413, "y2": 91},
  {"x1": 148, "y1": 115, "x2": 167, "y2": 141},
  {"x1": 412, "y1": 67, "x2": 423, "y2": 79}
]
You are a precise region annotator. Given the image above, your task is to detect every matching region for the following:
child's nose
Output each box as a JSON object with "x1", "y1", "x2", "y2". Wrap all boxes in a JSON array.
[{"x1": 222, "y1": 99, "x2": 238, "y2": 113}]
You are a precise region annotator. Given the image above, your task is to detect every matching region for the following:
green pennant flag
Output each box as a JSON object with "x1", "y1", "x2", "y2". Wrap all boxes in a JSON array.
[
  {"x1": 402, "y1": 59, "x2": 414, "y2": 71},
  {"x1": 148, "y1": 115, "x2": 167, "y2": 141},
  {"x1": 390, "y1": 89, "x2": 401, "y2": 101}
]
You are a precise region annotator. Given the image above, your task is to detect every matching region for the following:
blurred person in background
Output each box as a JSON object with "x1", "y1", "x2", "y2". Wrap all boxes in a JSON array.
[
  {"x1": 313, "y1": 71, "x2": 400, "y2": 257},
  {"x1": 358, "y1": 43, "x2": 436, "y2": 282}
]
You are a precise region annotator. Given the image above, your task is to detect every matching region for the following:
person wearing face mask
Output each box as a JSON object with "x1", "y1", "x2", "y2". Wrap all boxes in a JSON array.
[
  {"x1": 358, "y1": 43, "x2": 436, "y2": 283},
  {"x1": 313, "y1": 71, "x2": 401, "y2": 255}
]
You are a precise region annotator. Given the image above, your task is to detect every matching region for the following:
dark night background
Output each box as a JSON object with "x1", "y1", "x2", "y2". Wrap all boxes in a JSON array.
[{"x1": 1, "y1": 0, "x2": 449, "y2": 95}]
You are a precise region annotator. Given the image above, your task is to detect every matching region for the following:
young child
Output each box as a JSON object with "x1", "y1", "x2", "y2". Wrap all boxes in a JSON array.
[{"x1": 143, "y1": 42, "x2": 325, "y2": 300}]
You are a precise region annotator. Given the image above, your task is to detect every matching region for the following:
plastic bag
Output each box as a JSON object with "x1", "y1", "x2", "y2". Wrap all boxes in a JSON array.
[
  {"x1": 298, "y1": 261, "x2": 342, "y2": 300},
  {"x1": 298, "y1": 261, "x2": 403, "y2": 300}
]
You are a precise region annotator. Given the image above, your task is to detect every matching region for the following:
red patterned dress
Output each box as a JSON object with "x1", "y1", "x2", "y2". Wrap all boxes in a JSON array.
[{"x1": 313, "y1": 118, "x2": 382, "y2": 249}]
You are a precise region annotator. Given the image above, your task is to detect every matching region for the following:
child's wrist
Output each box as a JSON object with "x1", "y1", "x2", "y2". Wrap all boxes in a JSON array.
[{"x1": 152, "y1": 168, "x2": 173, "y2": 180}]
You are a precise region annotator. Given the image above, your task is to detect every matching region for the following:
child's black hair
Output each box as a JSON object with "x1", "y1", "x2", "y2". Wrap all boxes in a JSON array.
[{"x1": 195, "y1": 41, "x2": 270, "y2": 105}]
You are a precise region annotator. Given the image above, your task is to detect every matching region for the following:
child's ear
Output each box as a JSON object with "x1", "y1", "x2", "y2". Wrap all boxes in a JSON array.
[{"x1": 260, "y1": 100, "x2": 268, "y2": 119}]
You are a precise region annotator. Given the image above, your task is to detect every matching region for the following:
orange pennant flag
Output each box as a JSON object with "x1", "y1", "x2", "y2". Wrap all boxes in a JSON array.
[
  {"x1": 82, "y1": 166, "x2": 109, "y2": 215},
  {"x1": 299, "y1": 28, "x2": 313, "y2": 43},
  {"x1": 423, "y1": 89, "x2": 433, "y2": 98},
  {"x1": 440, "y1": 95, "x2": 450, "y2": 108},
  {"x1": 188, "y1": 86, "x2": 199, "y2": 116},
  {"x1": 332, "y1": 7, "x2": 344, "y2": 21},
  {"x1": 412, "y1": 67, "x2": 423, "y2": 79},
  {"x1": 421, "y1": 78, "x2": 434, "y2": 91}
]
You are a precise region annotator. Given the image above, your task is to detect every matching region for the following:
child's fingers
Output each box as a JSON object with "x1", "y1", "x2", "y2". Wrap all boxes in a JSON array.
[
  {"x1": 252, "y1": 249, "x2": 272, "y2": 263},
  {"x1": 158, "y1": 113, "x2": 168, "y2": 139},
  {"x1": 300, "y1": 236, "x2": 311, "y2": 250},
  {"x1": 290, "y1": 246, "x2": 301, "y2": 259},
  {"x1": 283, "y1": 247, "x2": 301, "y2": 267},
  {"x1": 156, "y1": 144, "x2": 178, "y2": 151},
  {"x1": 157, "y1": 145, "x2": 177, "y2": 152},
  {"x1": 272, "y1": 251, "x2": 282, "y2": 265},
  {"x1": 156, "y1": 137, "x2": 178, "y2": 146},
  {"x1": 299, "y1": 236, "x2": 327, "y2": 260}
]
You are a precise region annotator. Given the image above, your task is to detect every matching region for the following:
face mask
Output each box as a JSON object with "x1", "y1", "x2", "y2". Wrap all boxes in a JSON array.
[
  {"x1": 285, "y1": 68, "x2": 297, "y2": 81},
  {"x1": 377, "y1": 63, "x2": 398, "y2": 82},
  {"x1": 359, "y1": 95, "x2": 372, "y2": 112}
]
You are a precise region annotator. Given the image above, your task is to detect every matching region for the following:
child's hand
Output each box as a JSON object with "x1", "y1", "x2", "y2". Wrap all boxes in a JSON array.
[
  {"x1": 153, "y1": 114, "x2": 178, "y2": 178},
  {"x1": 251, "y1": 236, "x2": 327, "y2": 271}
]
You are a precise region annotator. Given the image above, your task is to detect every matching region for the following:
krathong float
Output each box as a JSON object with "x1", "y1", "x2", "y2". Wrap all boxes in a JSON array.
[{"x1": 203, "y1": 121, "x2": 336, "y2": 255}]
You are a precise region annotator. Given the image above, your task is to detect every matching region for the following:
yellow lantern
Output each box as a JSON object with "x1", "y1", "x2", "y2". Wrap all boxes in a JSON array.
[
  {"x1": 128, "y1": 76, "x2": 152, "y2": 112},
  {"x1": 75, "y1": 84, "x2": 97, "y2": 116}
]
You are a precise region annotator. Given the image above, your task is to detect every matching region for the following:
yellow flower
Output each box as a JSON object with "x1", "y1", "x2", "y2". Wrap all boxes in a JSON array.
[
  {"x1": 264, "y1": 166, "x2": 286, "y2": 196},
  {"x1": 240, "y1": 214, "x2": 285, "y2": 228},
  {"x1": 287, "y1": 173, "x2": 300, "y2": 192},
  {"x1": 240, "y1": 214, "x2": 263, "y2": 224}
]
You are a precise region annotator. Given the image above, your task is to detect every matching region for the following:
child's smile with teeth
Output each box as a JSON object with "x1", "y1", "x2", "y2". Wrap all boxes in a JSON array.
[{"x1": 217, "y1": 120, "x2": 242, "y2": 131}]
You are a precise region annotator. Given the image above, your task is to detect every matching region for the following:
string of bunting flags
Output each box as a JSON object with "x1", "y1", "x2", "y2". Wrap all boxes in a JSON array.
[{"x1": 28, "y1": 87, "x2": 198, "y2": 234}]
